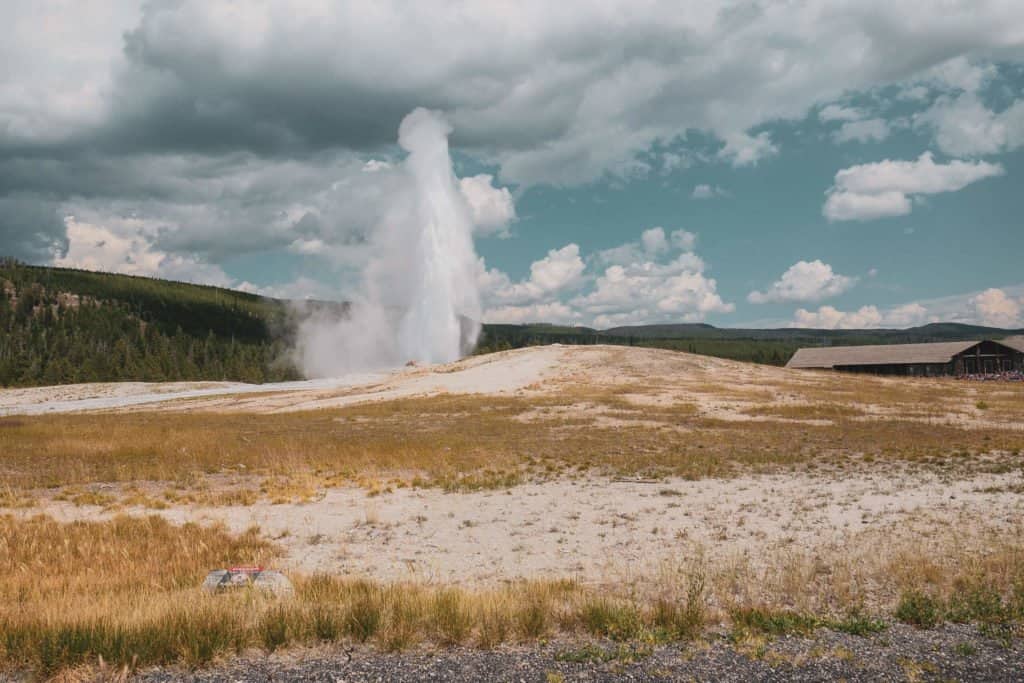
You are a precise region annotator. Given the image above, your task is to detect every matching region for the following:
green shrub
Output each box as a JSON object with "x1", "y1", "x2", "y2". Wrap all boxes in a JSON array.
[
  {"x1": 555, "y1": 642, "x2": 617, "y2": 663},
  {"x1": 731, "y1": 607, "x2": 818, "y2": 636},
  {"x1": 826, "y1": 608, "x2": 887, "y2": 636},
  {"x1": 946, "y1": 582, "x2": 1007, "y2": 625},
  {"x1": 578, "y1": 599, "x2": 643, "y2": 641},
  {"x1": 895, "y1": 591, "x2": 941, "y2": 629}
]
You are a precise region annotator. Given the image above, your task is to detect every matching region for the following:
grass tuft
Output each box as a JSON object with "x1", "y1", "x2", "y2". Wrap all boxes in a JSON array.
[
  {"x1": 894, "y1": 591, "x2": 941, "y2": 629},
  {"x1": 578, "y1": 599, "x2": 644, "y2": 641},
  {"x1": 431, "y1": 589, "x2": 473, "y2": 645},
  {"x1": 730, "y1": 607, "x2": 818, "y2": 636},
  {"x1": 825, "y1": 608, "x2": 887, "y2": 637}
]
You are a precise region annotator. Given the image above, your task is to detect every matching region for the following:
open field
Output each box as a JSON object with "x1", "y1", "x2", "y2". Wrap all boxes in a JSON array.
[{"x1": 1, "y1": 345, "x2": 1023, "y2": 677}]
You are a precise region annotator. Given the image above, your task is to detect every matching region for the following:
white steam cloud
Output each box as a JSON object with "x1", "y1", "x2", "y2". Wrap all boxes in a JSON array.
[{"x1": 295, "y1": 109, "x2": 482, "y2": 376}]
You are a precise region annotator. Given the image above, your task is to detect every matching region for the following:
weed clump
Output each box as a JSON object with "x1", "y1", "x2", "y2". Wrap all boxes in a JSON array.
[
  {"x1": 516, "y1": 598, "x2": 551, "y2": 639},
  {"x1": 431, "y1": 589, "x2": 473, "y2": 645},
  {"x1": 731, "y1": 607, "x2": 818, "y2": 636},
  {"x1": 578, "y1": 599, "x2": 643, "y2": 641},
  {"x1": 895, "y1": 591, "x2": 941, "y2": 629},
  {"x1": 826, "y1": 608, "x2": 887, "y2": 637},
  {"x1": 652, "y1": 570, "x2": 706, "y2": 640}
]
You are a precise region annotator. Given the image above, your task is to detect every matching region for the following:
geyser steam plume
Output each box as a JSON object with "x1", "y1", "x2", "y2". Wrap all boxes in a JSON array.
[
  {"x1": 396, "y1": 109, "x2": 481, "y2": 364},
  {"x1": 295, "y1": 109, "x2": 482, "y2": 376}
]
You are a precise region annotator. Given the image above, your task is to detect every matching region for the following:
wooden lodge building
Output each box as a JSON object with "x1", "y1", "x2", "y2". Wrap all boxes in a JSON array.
[{"x1": 786, "y1": 337, "x2": 1024, "y2": 377}]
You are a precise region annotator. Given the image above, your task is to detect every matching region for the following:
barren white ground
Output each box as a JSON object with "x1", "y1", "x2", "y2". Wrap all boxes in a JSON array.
[
  {"x1": 25, "y1": 469, "x2": 1024, "y2": 590},
  {"x1": 0, "y1": 344, "x2": 567, "y2": 416}
]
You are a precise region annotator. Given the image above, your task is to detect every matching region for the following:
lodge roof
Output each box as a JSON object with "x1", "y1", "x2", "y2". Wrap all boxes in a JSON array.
[
  {"x1": 786, "y1": 340, "x2": 980, "y2": 369},
  {"x1": 1001, "y1": 336, "x2": 1024, "y2": 353}
]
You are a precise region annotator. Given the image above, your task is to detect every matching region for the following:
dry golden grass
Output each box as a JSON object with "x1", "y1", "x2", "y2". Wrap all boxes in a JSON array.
[
  {"x1": 739, "y1": 404, "x2": 867, "y2": 420},
  {"x1": 1, "y1": 377, "x2": 1022, "y2": 504},
  {"x1": 0, "y1": 513, "x2": 692, "y2": 674},
  {"x1": 1, "y1": 514, "x2": 1021, "y2": 676},
  {"x1": 0, "y1": 515, "x2": 273, "y2": 613}
]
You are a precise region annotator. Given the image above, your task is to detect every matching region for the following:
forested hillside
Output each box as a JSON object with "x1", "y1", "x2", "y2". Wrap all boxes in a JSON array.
[{"x1": 0, "y1": 260, "x2": 299, "y2": 386}]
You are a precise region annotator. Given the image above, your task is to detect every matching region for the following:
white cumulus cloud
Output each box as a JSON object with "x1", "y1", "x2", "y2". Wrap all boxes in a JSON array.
[
  {"x1": 691, "y1": 184, "x2": 728, "y2": 200},
  {"x1": 818, "y1": 104, "x2": 864, "y2": 122},
  {"x1": 786, "y1": 285, "x2": 1024, "y2": 331},
  {"x1": 823, "y1": 191, "x2": 912, "y2": 221},
  {"x1": 748, "y1": 260, "x2": 856, "y2": 304},
  {"x1": 971, "y1": 288, "x2": 1022, "y2": 328},
  {"x1": 818, "y1": 102, "x2": 891, "y2": 144},
  {"x1": 574, "y1": 252, "x2": 733, "y2": 327},
  {"x1": 791, "y1": 305, "x2": 881, "y2": 329},
  {"x1": 481, "y1": 227, "x2": 730, "y2": 328},
  {"x1": 915, "y1": 93, "x2": 1024, "y2": 157},
  {"x1": 823, "y1": 152, "x2": 1004, "y2": 221},
  {"x1": 53, "y1": 215, "x2": 234, "y2": 288},
  {"x1": 718, "y1": 131, "x2": 778, "y2": 167},
  {"x1": 597, "y1": 227, "x2": 696, "y2": 266},
  {"x1": 458, "y1": 174, "x2": 516, "y2": 237},
  {"x1": 883, "y1": 302, "x2": 929, "y2": 327},
  {"x1": 641, "y1": 227, "x2": 669, "y2": 254},
  {"x1": 480, "y1": 244, "x2": 585, "y2": 306},
  {"x1": 834, "y1": 118, "x2": 890, "y2": 144},
  {"x1": 791, "y1": 301, "x2": 931, "y2": 329}
]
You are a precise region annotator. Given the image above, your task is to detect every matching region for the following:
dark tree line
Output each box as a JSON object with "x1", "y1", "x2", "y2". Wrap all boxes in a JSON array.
[
  {"x1": 0, "y1": 261, "x2": 299, "y2": 387},
  {"x1": 474, "y1": 324, "x2": 794, "y2": 365}
]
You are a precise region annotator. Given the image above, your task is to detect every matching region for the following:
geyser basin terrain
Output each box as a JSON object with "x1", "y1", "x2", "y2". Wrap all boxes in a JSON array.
[{"x1": 2, "y1": 345, "x2": 1023, "y2": 678}]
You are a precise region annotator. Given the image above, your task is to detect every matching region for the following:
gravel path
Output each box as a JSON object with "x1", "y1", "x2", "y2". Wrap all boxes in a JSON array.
[{"x1": 128, "y1": 624, "x2": 1022, "y2": 682}]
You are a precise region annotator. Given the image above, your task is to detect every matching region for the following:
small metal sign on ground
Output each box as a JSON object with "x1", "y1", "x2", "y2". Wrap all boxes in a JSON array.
[{"x1": 202, "y1": 566, "x2": 294, "y2": 595}]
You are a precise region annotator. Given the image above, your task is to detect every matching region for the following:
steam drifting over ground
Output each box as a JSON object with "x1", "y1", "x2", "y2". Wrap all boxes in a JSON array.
[{"x1": 294, "y1": 109, "x2": 482, "y2": 377}]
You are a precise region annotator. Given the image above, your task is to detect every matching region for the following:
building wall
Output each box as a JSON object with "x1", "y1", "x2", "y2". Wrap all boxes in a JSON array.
[
  {"x1": 955, "y1": 341, "x2": 1022, "y2": 374},
  {"x1": 834, "y1": 362, "x2": 953, "y2": 376},
  {"x1": 830, "y1": 342, "x2": 1023, "y2": 376}
]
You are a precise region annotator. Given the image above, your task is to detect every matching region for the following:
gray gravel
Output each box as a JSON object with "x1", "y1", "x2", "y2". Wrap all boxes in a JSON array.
[{"x1": 127, "y1": 624, "x2": 1022, "y2": 682}]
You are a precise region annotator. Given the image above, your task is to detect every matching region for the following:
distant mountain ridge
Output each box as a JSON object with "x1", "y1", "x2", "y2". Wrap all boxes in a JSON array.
[
  {"x1": 598, "y1": 321, "x2": 1024, "y2": 342},
  {"x1": 3, "y1": 260, "x2": 1021, "y2": 387},
  {"x1": 474, "y1": 320, "x2": 1024, "y2": 367}
]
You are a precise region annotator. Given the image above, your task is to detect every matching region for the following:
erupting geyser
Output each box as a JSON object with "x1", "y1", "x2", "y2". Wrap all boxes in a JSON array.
[
  {"x1": 294, "y1": 108, "x2": 482, "y2": 376},
  {"x1": 396, "y1": 109, "x2": 481, "y2": 364}
]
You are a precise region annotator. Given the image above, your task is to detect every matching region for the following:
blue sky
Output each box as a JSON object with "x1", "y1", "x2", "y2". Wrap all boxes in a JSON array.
[{"x1": 2, "y1": 1, "x2": 1023, "y2": 329}]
